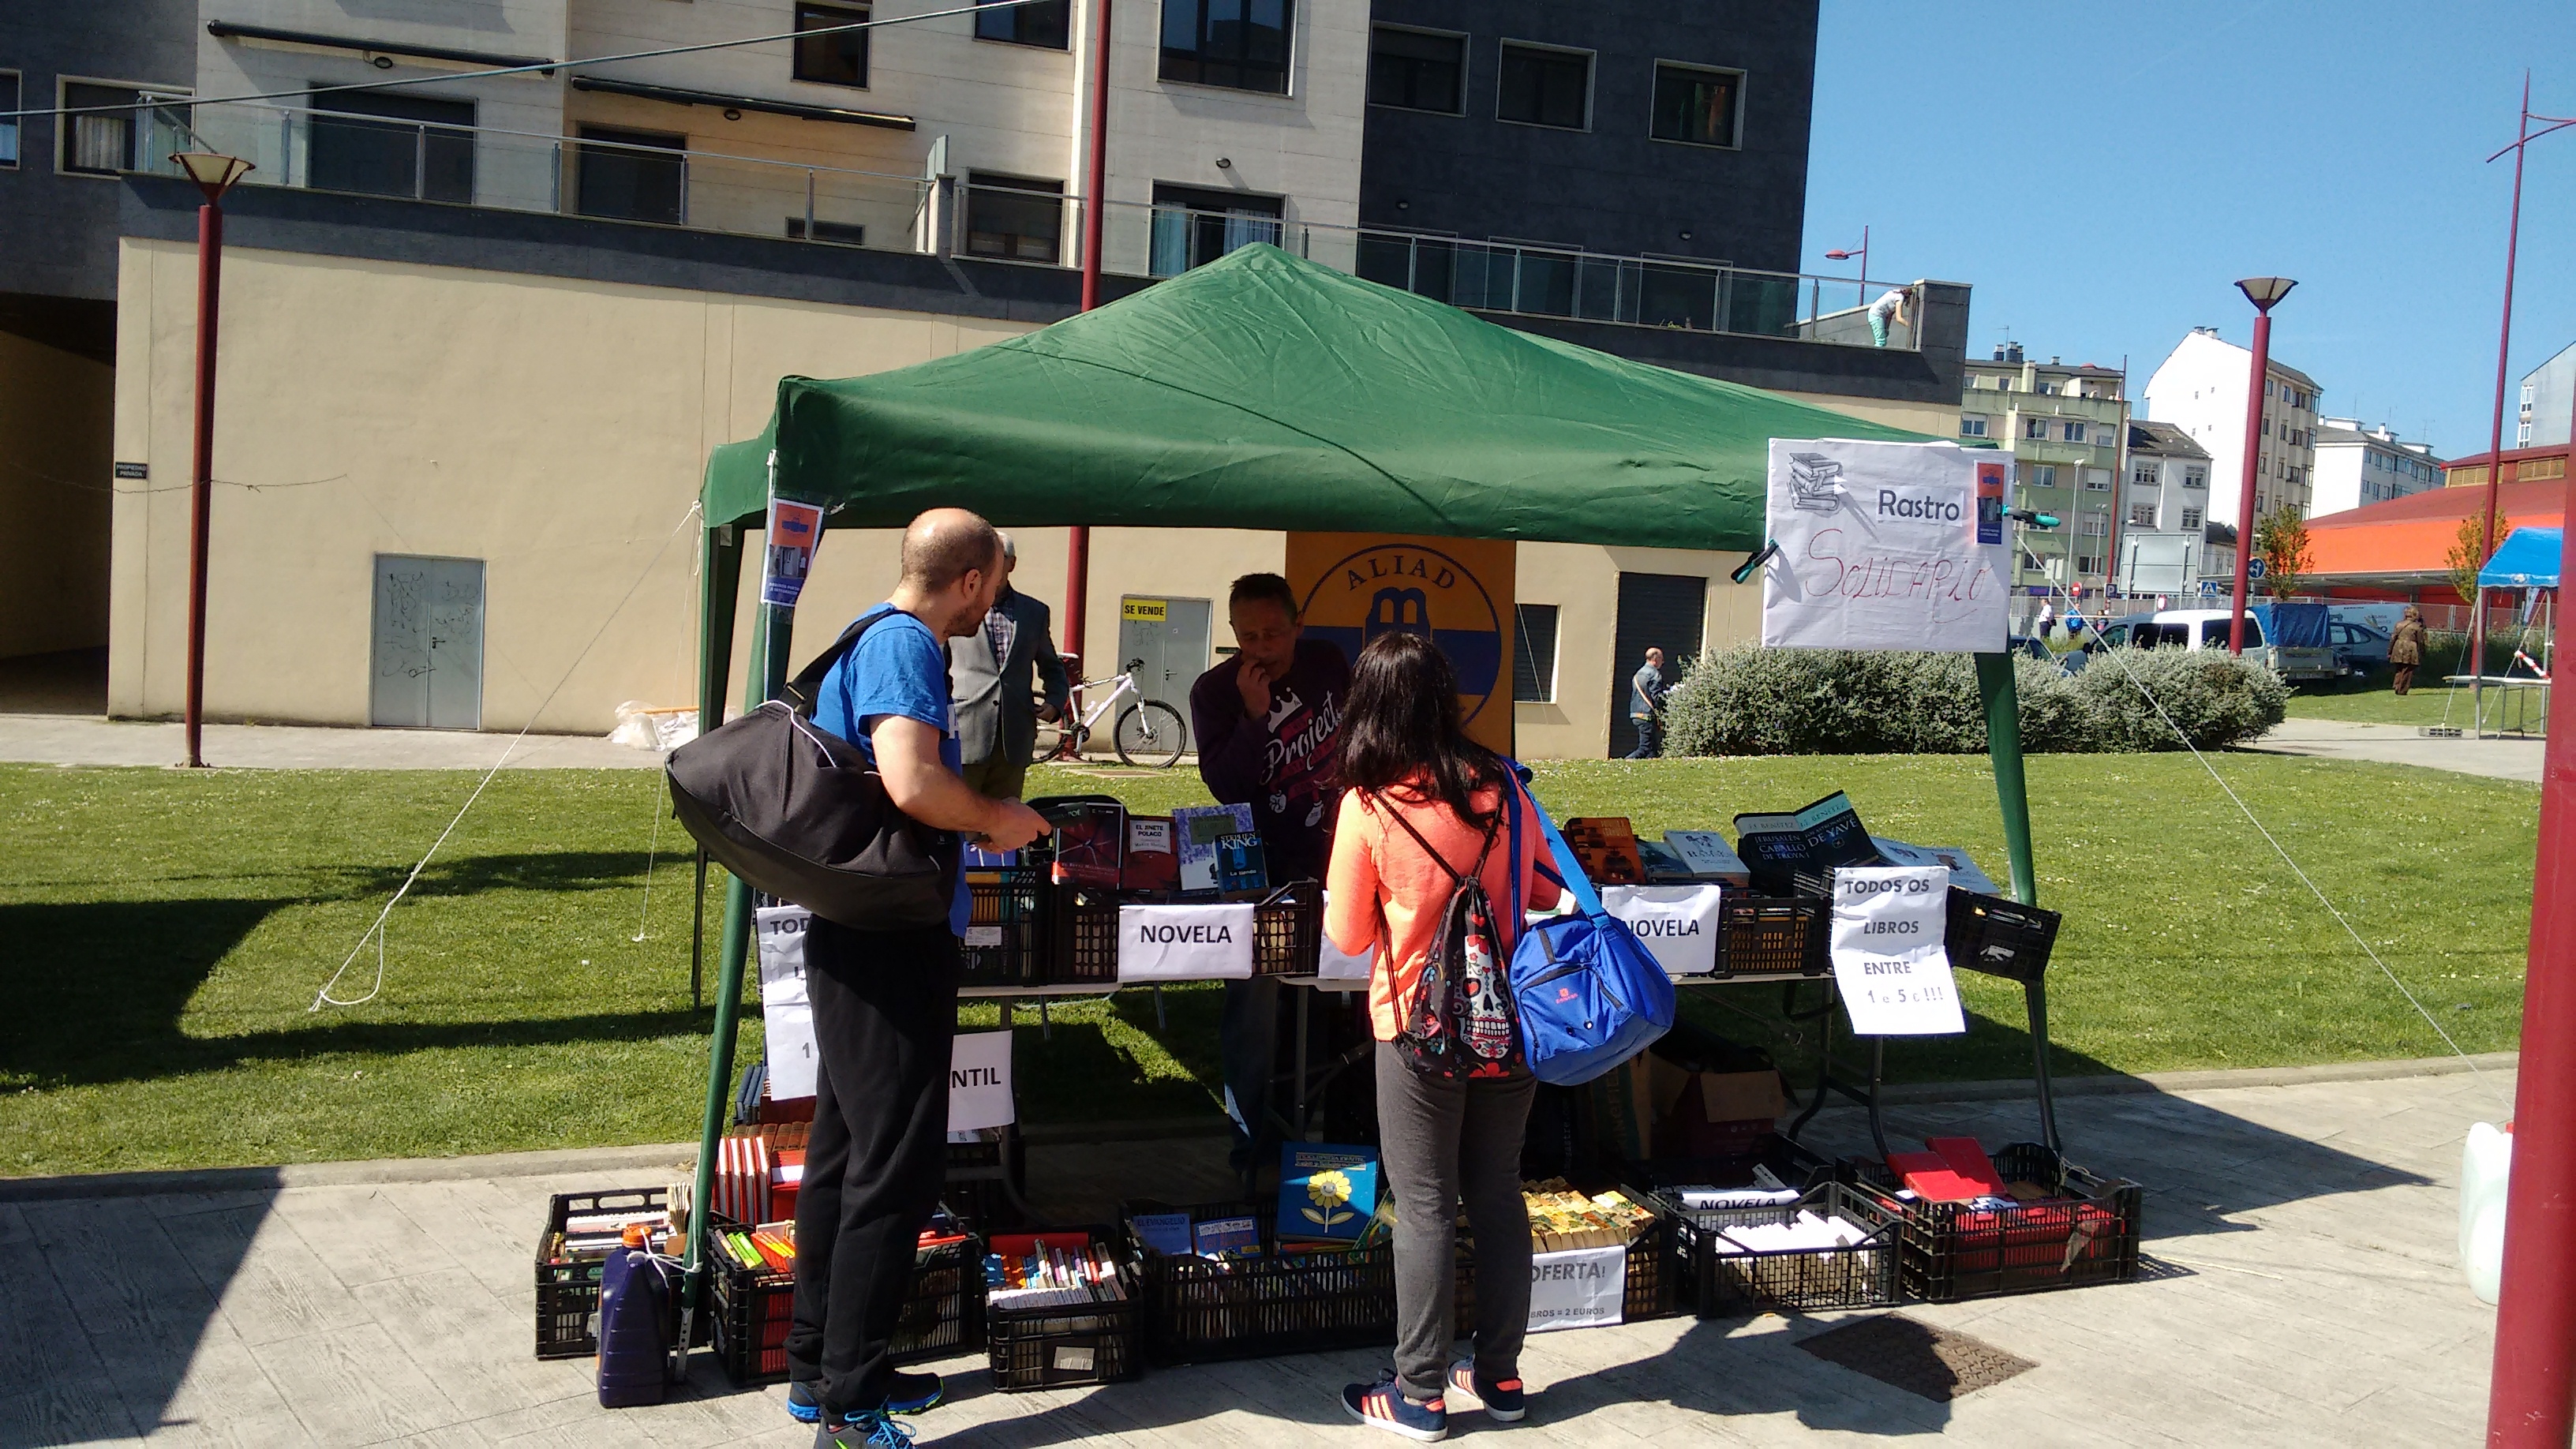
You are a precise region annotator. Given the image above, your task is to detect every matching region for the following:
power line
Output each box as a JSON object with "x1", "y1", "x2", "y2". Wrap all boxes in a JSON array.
[{"x1": 0, "y1": 0, "x2": 1061, "y2": 121}]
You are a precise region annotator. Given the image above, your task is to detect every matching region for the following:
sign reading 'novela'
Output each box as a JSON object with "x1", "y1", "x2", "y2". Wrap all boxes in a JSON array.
[
  {"x1": 1116, "y1": 903, "x2": 1256, "y2": 982},
  {"x1": 1601, "y1": 885, "x2": 1726, "y2": 976},
  {"x1": 1762, "y1": 439, "x2": 2009, "y2": 653}
]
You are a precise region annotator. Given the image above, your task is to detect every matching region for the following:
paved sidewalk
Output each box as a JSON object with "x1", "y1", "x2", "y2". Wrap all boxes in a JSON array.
[
  {"x1": 0, "y1": 715, "x2": 665, "y2": 770},
  {"x1": 2247, "y1": 717, "x2": 2544, "y2": 783},
  {"x1": 2, "y1": 1069, "x2": 2508, "y2": 1447}
]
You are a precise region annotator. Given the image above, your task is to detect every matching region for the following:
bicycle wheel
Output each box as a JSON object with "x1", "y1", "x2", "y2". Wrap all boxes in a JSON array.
[{"x1": 1114, "y1": 700, "x2": 1189, "y2": 769}]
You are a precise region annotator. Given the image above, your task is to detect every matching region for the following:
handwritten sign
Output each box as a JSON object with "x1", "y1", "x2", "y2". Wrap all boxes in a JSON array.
[
  {"x1": 1526, "y1": 1245, "x2": 1627, "y2": 1331},
  {"x1": 1601, "y1": 885, "x2": 1725, "y2": 976},
  {"x1": 754, "y1": 904, "x2": 818, "y2": 1099},
  {"x1": 1116, "y1": 903, "x2": 1256, "y2": 982},
  {"x1": 1762, "y1": 439, "x2": 2009, "y2": 653},
  {"x1": 1829, "y1": 866, "x2": 1965, "y2": 1035},
  {"x1": 949, "y1": 1029, "x2": 1016, "y2": 1133}
]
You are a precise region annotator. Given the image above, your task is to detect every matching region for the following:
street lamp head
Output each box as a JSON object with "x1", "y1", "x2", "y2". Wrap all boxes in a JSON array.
[
  {"x1": 2234, "y1": 275, "x2": 2297, "y2": 310},
  {"x1": 170, "y1": 151, "x2": 253, "y2": 204},
  {"x1": 1825, "y1": 248, "x2": 1857, "y2": 260}
]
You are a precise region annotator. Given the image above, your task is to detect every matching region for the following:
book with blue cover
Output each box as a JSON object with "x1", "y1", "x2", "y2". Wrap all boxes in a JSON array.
[
  {"x1": 1130, "y1": 1211, "x2": 1194, "y2": 1257},
  {"x1": 1191, "y1": 1214, "x2": 1261, "y2": 1258},
  {"x1": 1277, "y1": 1143, "x2": 1380, "y2": 1245},
  {"x1": 1174, "y1": 803, "x2": 1256, "y2": 893}
]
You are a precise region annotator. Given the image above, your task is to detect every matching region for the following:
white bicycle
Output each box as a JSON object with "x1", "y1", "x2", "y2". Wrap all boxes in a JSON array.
[{"x1": 1031, "y1": 655, "x2": 1190, "y2": 768}]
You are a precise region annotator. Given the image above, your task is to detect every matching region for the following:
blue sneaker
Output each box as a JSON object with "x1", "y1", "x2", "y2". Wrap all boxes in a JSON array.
[
  {"x1": 1342, "y1": 1375, "x2": 1448, "y2": 1442},
  {"x1": 818, "y1": 1410, "x2": 914, "y2": 1449},
  {"x1": 1448, "y1": 1360, "x2": 1526, "y2": 1422},
  {"x1": 792, "y1": 1372, "x2": 940, "y2": 1424}
]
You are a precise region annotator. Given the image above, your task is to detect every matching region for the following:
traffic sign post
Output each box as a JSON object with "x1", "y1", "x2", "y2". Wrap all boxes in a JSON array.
[{"x1": 2248, "y1": 557, "x2": 2267, "y2": 581}]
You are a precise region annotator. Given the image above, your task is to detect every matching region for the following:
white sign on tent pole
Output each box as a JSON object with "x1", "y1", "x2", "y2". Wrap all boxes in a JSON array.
[
  {"x1": 754, "y1": 904, "x2": 819, "y2": 1099},
  {"x1": 1761, "y1": 439, "x2": 2011, "y2": 653}
]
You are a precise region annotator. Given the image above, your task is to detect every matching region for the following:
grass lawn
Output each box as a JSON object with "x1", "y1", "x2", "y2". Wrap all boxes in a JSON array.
[
  {"x1": 0, "y1": 751, "x2": 2537, "y2": 1176},
  {"x1": 2283, "y1": 676, "x2": 2544, "y2": 729}
]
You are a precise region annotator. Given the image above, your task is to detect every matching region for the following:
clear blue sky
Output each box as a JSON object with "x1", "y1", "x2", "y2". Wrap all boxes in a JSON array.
[{"x1": 1803, "y1": 1, "x2": 2576, "y2": 459}]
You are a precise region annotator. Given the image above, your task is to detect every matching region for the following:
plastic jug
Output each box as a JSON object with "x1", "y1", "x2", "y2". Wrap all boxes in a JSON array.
[
  {"x1": 597, "y1": 1223, "x2": 672, "y2": 1407},
  {"x1": 2462, "y1": 1121, "x2": 2513, "y2": 1305}
]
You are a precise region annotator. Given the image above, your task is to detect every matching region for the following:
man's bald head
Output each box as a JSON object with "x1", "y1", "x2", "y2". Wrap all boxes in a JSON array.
[{"x1": 900, "y1": 508, "x2": 1002, "y2": 591}]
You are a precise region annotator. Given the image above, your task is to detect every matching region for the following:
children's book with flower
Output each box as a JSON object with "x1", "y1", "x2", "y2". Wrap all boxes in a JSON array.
[{"x1": 1276, "y1": 1143, "x2": 1380, "y2": 1246}]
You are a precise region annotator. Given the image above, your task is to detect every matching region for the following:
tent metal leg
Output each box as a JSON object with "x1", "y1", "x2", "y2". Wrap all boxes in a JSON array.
[
  {"x1": 2027, "y1": 979, "x2": 2061, "y2": 1156},
  {"x1": 1975, "y1": 653, "x2": 2039, "y2": 908},
  {"x1": 689, "y1": 848, "x2": 709, "y2": 1010}
]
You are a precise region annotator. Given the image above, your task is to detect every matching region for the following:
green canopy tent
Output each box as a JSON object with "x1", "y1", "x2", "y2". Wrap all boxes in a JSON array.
[{"x1": 680, "y1": 245, "x2": 2042, "y2": 1329}]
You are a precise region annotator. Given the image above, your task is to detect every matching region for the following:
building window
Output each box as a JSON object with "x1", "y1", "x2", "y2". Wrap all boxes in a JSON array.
[
  {"x1": 964, "y1": 174, "x2": 1064, "y2": 263},
  {"x1": 1649, "y1": 62, "x2": 1740, "y2": 147},
  {"x1": 59, "y1": 80, "x2": 189, "y2": 175},
  {"x1": 2080, "y1": 514, "x2": 2108, "y2": 537},
  {"x1": 1496, "y1": 43, "x2": 1590, "y2": 129},
  {"x1": 1161, "y1": 0, "x2": 1292, "y2": 95},
  {"x1": 976, "y1": 0, "x2": 1069, "y2": 48},
  {"x1": 2083, "y1": 470, "x2": 2111, "y2": 491},
  {"x1": 2255, "y1": 491, "x2": 2267, "y2": 512},
  {"x1": 575, "y1": 125, "x2": 687, "y2": 225},
  {"x1": 2181, "y1": 507, "x2": 2202, "y2": 530},
  {"x1": 794, "y1": 2, "x2": 871, "y2": 88},
  {"x1": 2025, "y1": 463, "x2": 2057, "y2": 488},
  {"x1": 2076, "y1": 554, "x2": 2105, "y2": 575},
  {"x1": 2022, "y1": 417, "x2": 2048, "y2": 440},
  {"x1": 2131, "y1": 464, "x2": 2157, "y2": 487},
  {"x1": 2129, "y1": 504, "x2": 2157, "y2": 527},
  {"x1": 1149, "y1": 182, "x2": 1282, "y2": 275},
  {"x1": 2183, "y1": 468, "x2": 2205, "y2": 489},
  {"x1": 1960, "y1": 415, "x2": 1988, "y2": 438},
  {"x1": 785, "y1": 217, "x2": 867, "y2": 244},
  {"x1": 0, "y1": 72, "x2": 17, "y2": 167},
  {"x1": 307, "y1": 88, "x2": 477, "y2": 204},
  {"x1": 1512, "y1": 604, "x2": 1559, "y2": 702},
  {"x1": 1369, "y1": 27, "x2": 1465, "y2": 113},
  {"x1": 2063, "y1": 421, "x2": 2086, "y2": 444}
]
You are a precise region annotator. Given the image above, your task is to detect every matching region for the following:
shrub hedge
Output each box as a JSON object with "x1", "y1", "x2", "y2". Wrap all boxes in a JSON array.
[{"x1": 1661, "y1": 645, "x2": 2286, "y2": 756}]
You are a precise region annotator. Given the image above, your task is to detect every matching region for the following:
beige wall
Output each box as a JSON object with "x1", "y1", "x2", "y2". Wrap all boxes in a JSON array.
[
  {"x1": 1513, "y1": 543, "x2": 1756, "y2": 760},
  {"x1": 0, "y1": 329, "x2": 114, "y2": 658},
  {"x1": 1772, "y1": 389, "x2": 1957, "y2": 440},
  {"x1": 111, "y1": 238, "x2": 1032, "y2": 729}
]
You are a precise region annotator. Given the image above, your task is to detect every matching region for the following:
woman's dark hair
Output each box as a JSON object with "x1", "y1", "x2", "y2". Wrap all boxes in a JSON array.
[{"x1": 1335, "y1": 631, "x2": 1503, "y2": 827}]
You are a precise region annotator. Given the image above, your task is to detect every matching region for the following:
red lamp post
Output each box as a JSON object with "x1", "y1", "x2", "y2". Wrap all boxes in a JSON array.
[
  {"x1": 2225, "y1": 276, "x2": 2293, "y2": 656},
  {"x1": 1825, "y1": 225, "x2": 1869, "y2": 306},
  {"x1": 170, "y1": 150, "x2": 254, "y2": 769},
  {"x1": 1063, "y1": 0, "x2": 1114, "y2": 665}
]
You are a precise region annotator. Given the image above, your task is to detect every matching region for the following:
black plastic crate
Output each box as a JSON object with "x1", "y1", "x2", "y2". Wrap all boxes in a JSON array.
[
  {"x1": 1252, "y1": 881, "x2": 1324, "y2": 976},
  {"x1": 1046, "y1": 886, "x2": 1122, "y2": 985},
  {"x1": 984, "y1": 1228, "x2": 1144, "y2": 1391},
  {"x1": 960, "y1": 867, "x2": 1050, "y2": 987},
  {"x1": 704, "y1": 1215, "x2": 980, "y2": 1385},
  {"x1": 1652, "y1": 1180, "x2": 1902, "y2": 1314},
  {"x1": 1944, "y1": 889, "x2": 2061, "y2": 984},
  {"x1": 1453, "y1": 1211, "x2": 1676, "y2": 1331},
  {"x1": 1845, "y1": 1143, "x2": 2142, "y2": 1302},
  {"x1": 534, "y1": 1186, "x2": 689, "y2": 1359},
  {"x1": 1121, "y1": 1199, "x2": 1397, "y2": 1365},
  {"x1": 1713, "y1": 897, "x2": 1828, "y2": 979}
]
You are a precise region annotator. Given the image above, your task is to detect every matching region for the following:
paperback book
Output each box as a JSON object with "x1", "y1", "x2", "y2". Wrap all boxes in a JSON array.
[
  {"x1": 1173, "y1": 803, "x2": 1256, "y2": 893},
  {"x1": 1215, "y1": 832, "x2": 1271, "y2": 898},
  {"x1": 1277, "y1": 1144, "x2": 1381, "y2": 1246},
  {"x1": 1050, "y1": 801, "x2": 1127, "y2": 888}
]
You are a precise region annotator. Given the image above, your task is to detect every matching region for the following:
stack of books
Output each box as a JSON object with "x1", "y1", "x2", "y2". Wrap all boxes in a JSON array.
[
  {"x1": 1562, "y1": 818, "x2": 1646, "y2": 886},
  {"x1": 1521, "y1": 1181, "x2": 1659, "y2": 1252},
  {"x1": 1732, "y1": 791, "x2": 1885, "y2": 897},
  {"x1": 983, "y1": 1234, "x2": 1129, "y2": 1309}
]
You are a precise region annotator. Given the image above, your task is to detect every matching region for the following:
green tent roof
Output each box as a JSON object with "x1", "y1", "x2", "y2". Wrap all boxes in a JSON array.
[{"x1": 701, "y1": 244, "x2": 1927, "y2": 551}]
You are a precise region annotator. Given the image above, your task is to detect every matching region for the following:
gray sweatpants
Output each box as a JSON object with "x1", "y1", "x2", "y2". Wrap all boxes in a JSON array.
[{"x1": 1374, "y1": 1042, "x2": 1536, "y2": 1400}]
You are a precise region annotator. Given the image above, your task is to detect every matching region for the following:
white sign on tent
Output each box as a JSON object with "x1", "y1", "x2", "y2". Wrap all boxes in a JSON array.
[{"x1": 1761, "y1": 439, "x2": 2011, "y2": 653}]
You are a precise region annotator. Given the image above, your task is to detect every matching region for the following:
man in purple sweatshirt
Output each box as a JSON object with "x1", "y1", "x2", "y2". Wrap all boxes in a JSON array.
[{"x1": 1189, "y1": 573, "x2": 1350, "y2": 1179}]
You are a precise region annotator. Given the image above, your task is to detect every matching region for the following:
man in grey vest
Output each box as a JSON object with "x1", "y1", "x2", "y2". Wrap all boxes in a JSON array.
[{"x1": 950, "y1": 532, "x2": 1070, "y2": 802}]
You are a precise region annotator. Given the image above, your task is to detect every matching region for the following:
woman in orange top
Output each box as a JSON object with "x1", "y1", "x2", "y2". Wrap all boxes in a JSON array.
[{"x1": 1326, "y1": 632, "x2": 1560, "y2": 1441}]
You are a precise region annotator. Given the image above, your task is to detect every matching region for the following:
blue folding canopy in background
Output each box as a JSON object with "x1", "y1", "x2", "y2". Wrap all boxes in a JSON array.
[{"x1": 2479, "y1": 527, "x2": 2564, "y2": 590}]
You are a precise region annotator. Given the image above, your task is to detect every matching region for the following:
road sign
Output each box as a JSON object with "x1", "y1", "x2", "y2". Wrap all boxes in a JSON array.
[
  {"x1": 2199, "y1": 580, "x2": 2226, "y2": 597},
  {"x1": 2247, "y1": 557, "x2": 2267, "y2": 580}
]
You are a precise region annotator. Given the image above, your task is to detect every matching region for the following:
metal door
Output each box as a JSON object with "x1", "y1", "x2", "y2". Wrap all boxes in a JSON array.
[
  {"x1": 1117, "y1": 595, "x2": 1211, "y2": 741},
  {"x1": 1608, "y1": 572, "x2": 1705, "y2": 758},
  {"x1": 372, "y1": 554, "x2": 485, "y2": 729}
]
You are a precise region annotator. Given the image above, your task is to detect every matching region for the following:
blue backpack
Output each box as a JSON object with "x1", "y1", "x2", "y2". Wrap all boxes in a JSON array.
[{"x1": 1506, "y1": 771, "x2": 1677, "y2": 1087}]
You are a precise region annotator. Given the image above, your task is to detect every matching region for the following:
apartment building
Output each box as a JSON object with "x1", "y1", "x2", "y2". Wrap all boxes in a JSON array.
[
  {"x1": 2309, "y1": 418, "x2": 2441, "y2": 516},
  {"x1": 2115, "y1": 420, "x2": 2239, "y2": 598},
  {"x1": 2142, "y1": 324, "x2": 2323, "y2": 521},
  {"x1": 12, "y1": 2, "x2": 1972, "y2": 756},
  {"x1": 1959, "y1": 343, "x2": 2128, "y2": 597},
  {"x1": 2520, "y1": 339, "x2": 2574, "y2": 450}
]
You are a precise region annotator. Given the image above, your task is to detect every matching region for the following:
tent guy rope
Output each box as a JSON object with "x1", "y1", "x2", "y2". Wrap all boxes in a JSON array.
[{"x1": 311, "y1": 500, "x2": 702, "y2": 1010}]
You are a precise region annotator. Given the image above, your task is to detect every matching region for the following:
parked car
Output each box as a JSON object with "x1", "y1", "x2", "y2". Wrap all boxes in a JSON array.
[
  {"x1": 2082, "y1": 608, "x2": 2342, "y2": 682},
  {"x1": 2327, "y1": 619, "x2": 2392, "y2": 672}
]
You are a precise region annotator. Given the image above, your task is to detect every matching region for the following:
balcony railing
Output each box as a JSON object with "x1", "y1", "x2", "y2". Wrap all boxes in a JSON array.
[{"x1": 146, "y1": 100, "x2": 1917, "y2": 350}]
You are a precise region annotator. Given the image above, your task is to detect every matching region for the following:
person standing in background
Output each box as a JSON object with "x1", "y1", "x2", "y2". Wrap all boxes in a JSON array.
[
  {"x1": 2390, "y1": 605, "x2": 2428, "y2": 695},
  {"x1": 1623, "y1": 647, "x2": 1667, "y2": 760},
  {"x1": 2035, "y1": 598, "x2": 2056, "y2": 642},
  {"x1": 1189, "y1": 573, "x2": 1350, "y2": 1185},
  {"x1": 949, "y1": 531, "x2": 1069, "y2": 802}
]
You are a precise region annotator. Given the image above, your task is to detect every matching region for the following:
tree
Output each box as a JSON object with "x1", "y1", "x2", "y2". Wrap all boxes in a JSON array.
[
  {"x1": 2252, "y1": 502, "x2": 2313, "y2": 598},
  {"x1": 2442, "y1": 510, "x2": 2483, "y2": 601}
]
